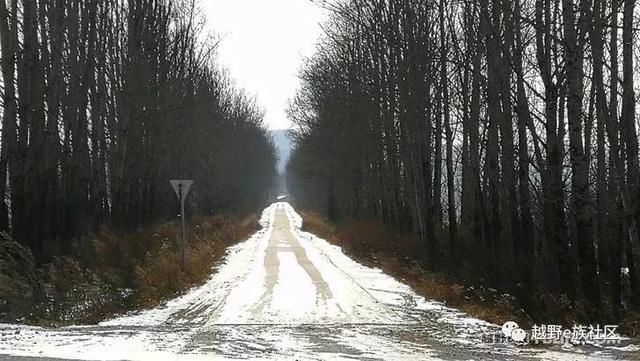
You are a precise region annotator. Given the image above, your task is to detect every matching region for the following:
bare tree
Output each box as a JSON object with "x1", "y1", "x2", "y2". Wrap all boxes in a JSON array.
[{"x1": 288, "y1": 0, "x2": 640, "y2": 324}]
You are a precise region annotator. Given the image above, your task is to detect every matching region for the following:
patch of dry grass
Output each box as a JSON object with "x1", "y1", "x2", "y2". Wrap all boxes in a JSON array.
[
  {"x1": 2, "y1": 211, "x2": 260, "y2": 325},
  {"x1": 300, "y1": 211, "x2": 335, "y2": 240},
  {"x1": 131, "y1": 214, "x2": 258, "y2": 308}
]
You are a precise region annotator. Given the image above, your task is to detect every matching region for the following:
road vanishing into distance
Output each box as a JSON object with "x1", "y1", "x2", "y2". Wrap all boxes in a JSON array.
[{"x1": 0, "y1": 203, "x2": 637, "y2": 360}]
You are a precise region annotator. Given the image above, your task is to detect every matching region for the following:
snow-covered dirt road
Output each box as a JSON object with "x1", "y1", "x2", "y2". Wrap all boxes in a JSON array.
[{"x1": 0, "y1": 203, "x2": 637, "y2": 360}]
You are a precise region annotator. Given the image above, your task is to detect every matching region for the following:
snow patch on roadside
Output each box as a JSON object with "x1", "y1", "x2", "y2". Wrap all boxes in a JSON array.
[{"x1": 101, "y1": 203, "x2": 277, "y2": 327}]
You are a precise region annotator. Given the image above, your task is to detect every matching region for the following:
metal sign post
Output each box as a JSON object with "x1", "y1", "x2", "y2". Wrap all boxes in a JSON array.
[{"x1": 170, "y1": 180, "x2": 193, "y2": 267}]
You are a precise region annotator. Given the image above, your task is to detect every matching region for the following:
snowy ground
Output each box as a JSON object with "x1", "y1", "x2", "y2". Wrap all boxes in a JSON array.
[{"x1": 0, "y1": 202, "x2": 638, "y2": 360}]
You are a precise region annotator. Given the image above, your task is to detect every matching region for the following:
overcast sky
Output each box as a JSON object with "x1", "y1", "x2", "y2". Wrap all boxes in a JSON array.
[{"x1": 203, "y1": 0, "x2": 327, "y2": 130}]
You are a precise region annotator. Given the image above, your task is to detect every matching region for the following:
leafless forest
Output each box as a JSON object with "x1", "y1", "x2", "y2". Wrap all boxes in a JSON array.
[
  {"x1": 288, "y1": 0, "x2": 640, "y2": 324},
  {"x1": 0, "y1": 0, "x2": 277, "y2": 262}
]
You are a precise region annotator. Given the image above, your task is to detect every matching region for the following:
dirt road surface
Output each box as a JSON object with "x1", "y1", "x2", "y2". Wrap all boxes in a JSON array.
[{"x1": 0, "y1": 203, "x2": 637, "y2": 360}]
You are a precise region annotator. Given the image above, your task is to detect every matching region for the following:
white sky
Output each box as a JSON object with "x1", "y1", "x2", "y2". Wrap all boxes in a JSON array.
[{"x1": 202, "y1": 0, "x2": 327, "y2": 130}]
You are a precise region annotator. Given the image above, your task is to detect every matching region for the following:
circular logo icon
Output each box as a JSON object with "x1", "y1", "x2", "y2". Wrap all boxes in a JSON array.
[
  {"x1": 511, "y1": 327, "x2": 527, "y2": 342},
  {"x1": 502, "y1": 321, "x2": 519, "y2": 337}
]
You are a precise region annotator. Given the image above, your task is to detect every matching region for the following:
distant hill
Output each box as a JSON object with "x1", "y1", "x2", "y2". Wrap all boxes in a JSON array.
[{"x1": 271, "y1": 129, "x2": 293, "y2": 175}]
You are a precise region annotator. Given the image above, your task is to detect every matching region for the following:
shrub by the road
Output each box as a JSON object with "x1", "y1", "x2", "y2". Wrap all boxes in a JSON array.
[{"x1": 0, "y1": 233, "x2": 42, "y2": 322}]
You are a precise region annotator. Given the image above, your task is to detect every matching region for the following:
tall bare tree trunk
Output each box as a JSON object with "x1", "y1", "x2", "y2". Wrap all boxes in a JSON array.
[
  {"x1": 621, "y1": 0, "x2": 640, "y2": 306},
  {"x1": 481, "y1": 0, "x2": 505, "y2": 284},
  {"x1": 535, "y1": 0, "x2": 573, "y2": 297},
  {"x1": 513, "y1": 0, "x2": 535, "y2": 297},
  {"x1": 440, "y1": 0, "x2": 457, "y2": 258},
  {"x1": 563, "y1": 0, "x2": 601, "y2": 313},
  {"x1": 499, "y1": 0, "x2": 520, "y2": 285},
  {"x1": 0, "y1": 0, "x2": 16, "y2": 232},
  {"x1": 589, "y1": 0, "x2": 614, "y2": 314},
  {"x1": 608, "y1": 0, "x2": 624, "y2": 316}
]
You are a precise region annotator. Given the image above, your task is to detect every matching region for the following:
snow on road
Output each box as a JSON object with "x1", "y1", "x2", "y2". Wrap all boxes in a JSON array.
[{"x1": 0, "y1": 202, "x2": 637, "y2": 360}]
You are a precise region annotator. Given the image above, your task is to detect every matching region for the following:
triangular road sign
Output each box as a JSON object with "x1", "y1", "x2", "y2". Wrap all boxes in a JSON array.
[{"x1": 170, "y1": 180, "x2": 193, "y2": 200}]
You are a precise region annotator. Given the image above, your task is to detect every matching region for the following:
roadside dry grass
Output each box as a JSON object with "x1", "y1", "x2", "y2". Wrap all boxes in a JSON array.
[
  {"x1": 133, "y1": 214, "x2": 258, "y2": 309},
  {"x1": 0, "y1": 212, "x2": 259, "y2": 325},
  {"x1": 300, "y1": 211, "x2": 530, "y2": 328},
  {"x1": 301, "y1": 211, "x2": 640, "y2": 337}
]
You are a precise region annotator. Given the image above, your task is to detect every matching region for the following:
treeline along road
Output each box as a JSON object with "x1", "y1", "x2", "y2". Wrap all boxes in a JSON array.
[
  {"x1": 287, "y1": 0, "x2": 640, "y2": 330},
  {"x1": 0, "y1": 0, "x2": 278, "y2": 262}
]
